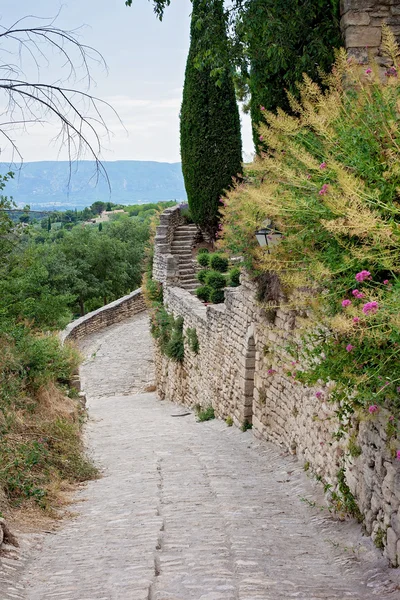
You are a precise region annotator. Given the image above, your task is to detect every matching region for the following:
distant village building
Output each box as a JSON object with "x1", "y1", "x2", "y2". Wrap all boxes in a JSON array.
[{"x1": 90, "y1": 209, "x2": 127, "y2": 224}]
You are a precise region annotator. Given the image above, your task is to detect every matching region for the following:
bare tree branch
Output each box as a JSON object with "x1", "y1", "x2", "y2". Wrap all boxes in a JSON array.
[{"x1": 0, "y1": 12, "x2": 124, "y2": 189}]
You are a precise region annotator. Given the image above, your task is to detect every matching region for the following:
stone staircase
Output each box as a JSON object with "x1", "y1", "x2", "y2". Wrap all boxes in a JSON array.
[{"x1": 171, "y1": 224, "x2": 199, "y2": 294}]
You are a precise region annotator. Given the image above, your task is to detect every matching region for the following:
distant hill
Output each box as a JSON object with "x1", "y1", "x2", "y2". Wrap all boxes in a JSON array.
[{"x1": 0, "y1": 161, "x2": 186, "y2": 209}]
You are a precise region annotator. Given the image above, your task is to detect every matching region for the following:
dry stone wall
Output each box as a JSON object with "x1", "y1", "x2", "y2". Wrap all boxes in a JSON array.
[
  {"x1": 153, "y1": 206, "x2": 400, "y2": 566},
  {"x1": 341, "y1": 0, "x2": 400, "y2": 63},
  {"x1": 152, "y1": 206, "x2": 185, "y2": 285},
  {"x1": 61, "y1": 289, "x2": 146, "y2": 343}
]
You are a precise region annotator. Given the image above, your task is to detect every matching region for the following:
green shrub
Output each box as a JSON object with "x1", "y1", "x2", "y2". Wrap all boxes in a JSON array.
[
  {"x1": 197, "y1": 269, "x2": 209, "y2": 284},
  {"x1": 241, "y1": 419, "x2": 252, "y2": 432},
  {"x1": 151, "y1": 310, "x2": 185, "y2": 363},
  {"x1": 198, "y1": 248, "x2": 209, "y2": 254},
  {"x1": 186, "y1": 327, "x2": 200, "y2": 354},
  {"x1": 205, "y1": 270, "x2": 226, "y2": 290},
  {"x1": 196, "y1": 285, "x2": 211, "y2": 302},
  {"x1": 210, "y1": 288, "x2": 225, "y2": 304},
  {"x1": 209, "y1": 253, "x2": 229, "y2": 272},
  {"x1": 144, "y1": 274, "x2": 163, "y2": 304},
  {"x1": 197, "y1": 252, "x2": 210, "y2": 267},
  {"x1": 180, "y1": 205, "x2": 193, "y2": 224},
  {"x1": 228, "y1": 266, "x2": 241, "y2": 287},
  {"x1": 221, "y1": 29, "x2": 400, "y2": 421},
  {"x1": 196, "y1": 405, "x2": 215, "y2": 422}
]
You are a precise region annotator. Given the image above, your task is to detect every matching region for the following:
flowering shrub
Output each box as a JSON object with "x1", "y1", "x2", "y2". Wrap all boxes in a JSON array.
[{"x1": 219, "y1": 27, "x2": 400, "y2": 425}]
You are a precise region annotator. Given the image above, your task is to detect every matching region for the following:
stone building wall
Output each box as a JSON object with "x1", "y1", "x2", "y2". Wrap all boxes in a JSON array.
[
  {"x1": 153, "y1": 206, "x2": 400, "y2": 566},
  {"x1": 61, "y1": 288, "x2": 146, "y2": 343},
  {"x1": 341, "y1": 0, "x2": 400, "y2": 63}
]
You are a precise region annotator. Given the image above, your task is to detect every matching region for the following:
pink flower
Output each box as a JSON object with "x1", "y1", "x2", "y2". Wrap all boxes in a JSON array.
[
  {"x1": 319, "y1": 162, "x2": 327, "y2": 169},
  {"x1": 315, "y1": 391, "x2": 323, "y2": 400},
  {"x1": 267, "y1": 368, "x2": 276, "y2": 375},
  {"x1": 319, "y1": 184, "x2": 329, "y2": 196},
  {"x1": 306, "y1": 174, "x2": 311, "y2": 180},
  {"x1": 362, "y1": 301, "x2": 378, "y2": 315},
  {"x1": 346, "y1": 344, "x2": 354, "y2": 352},
  {"x1": 385, "y1": 66, "x2": 398, "y2": 78},
  {"x1": 383, "y1": 279, "x2": 389, "y2": 285},
  {"x1": 396, "y1": 450, "x2": 400, "y2": 460},
  {"x1": 260, "y1": 106, "x2": 265, "y2": 111},
  {"x1": 353, "y1": 317, "x2": 360, "y2": 323},
  {"x1": 389, "y1": 416, "x2": 394, "y2": 422},
  {"x1": 342, "y1": 299, "x2": 352, "y2": 307},
  {"x1": 355, "y1": 270, "x2": 371, "y2": 282},
  {"x1": 369, "y1": 404, "x2": 379, "y2": 414},
  {"x1": 365, "y1": 68, "x2": 372, "y2": 74},
  {"x1": 259, "y1": 135, "x2": 264, "y2": 141},
  {"x1": 352, "y1": 289, "x2": 364, "y2": 298}
]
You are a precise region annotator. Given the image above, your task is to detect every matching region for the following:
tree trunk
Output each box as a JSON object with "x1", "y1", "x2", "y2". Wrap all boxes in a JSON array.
[{"x1": 79, "y1": 298, "x2": 85, "y2": 317}]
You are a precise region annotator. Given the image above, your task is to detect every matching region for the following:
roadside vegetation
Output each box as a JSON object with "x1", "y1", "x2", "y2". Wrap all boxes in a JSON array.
[
  {"x1": 219, "y1": 27, "x2": 400, "y2": 435},
  {"x1": 0, "y1": 192, "x2": 175, "y2": 516}
]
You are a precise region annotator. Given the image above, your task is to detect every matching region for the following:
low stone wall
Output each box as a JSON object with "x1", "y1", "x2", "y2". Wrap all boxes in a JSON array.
[
  {"x1": 154, "y1": 276, "x2": 400, "y2": 566},
  {"x1": 61, "y1": 289, "x2": 146, "y2": 343}
]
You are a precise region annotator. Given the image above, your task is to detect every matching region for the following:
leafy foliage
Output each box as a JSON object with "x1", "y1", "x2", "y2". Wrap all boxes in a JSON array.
[
  {"x1": 0, "y1": 319, "x2": 96, "y2": 510},
  {"x1": 228, "y1": 266, "x2": 241, "y2": 286},
  {"x1": 220, "y1": 29, "x2": 400, "y2": 421},
  {"x1": 186, "y1": 327, "x2": 200, "y2": 354},
  {"x1": 209, "y1": 253, "x2": 229, "y2": 272},
  {"x1": 180, "y1": 0, "x2": 242, "y2": 238},
  {"x1": 205, "y1": 270, "x2": 227, "y2": 290},
  {"x1": 196, "y1": 405, "x2": 215, "y2": 421},
  {"x1": 195, "y1": 285, "x2": 212, "y2": 303},
  {"x1": 236, "y1": 0, "x2": 342, "y2": 149}
]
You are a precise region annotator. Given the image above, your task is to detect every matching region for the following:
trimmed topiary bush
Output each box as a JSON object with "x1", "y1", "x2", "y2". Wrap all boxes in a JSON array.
[
  {"x1": 209, "y1": 253, "x2": 229, "y2": 272},
  {"x1": 197, "y1": 269, "x2": 209, "y2": 284},
  {"x1": 210, "y1": 288, "x2": 225, "y2": 304},
  {"x1": 197, "y1": 252, "x2": 210, "y2": 267},
  {"x1": 205, "y1": 270, "x2": 226, "y2": 290},
  {"x1": 228, "y1": 267, "x2": 241, "y2": 287},
  {"x1": 195, "y1": 285, "x2": 211, "y2": 302}
]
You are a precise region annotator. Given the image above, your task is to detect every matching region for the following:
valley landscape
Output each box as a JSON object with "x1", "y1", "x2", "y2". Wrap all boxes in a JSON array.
[{"x1": 0, "y1": 160, "x2": 186, "y2": 209}]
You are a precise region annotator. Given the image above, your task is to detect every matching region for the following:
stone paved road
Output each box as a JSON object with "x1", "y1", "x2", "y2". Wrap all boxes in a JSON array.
[{"x1": 9, "y1": 312, "x2": 400, "y2": 598}]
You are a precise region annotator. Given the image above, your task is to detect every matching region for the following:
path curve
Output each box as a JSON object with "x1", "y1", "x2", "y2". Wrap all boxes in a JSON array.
[{"x1": 13, "y1": 312, "x2": 400, "y2": 598}]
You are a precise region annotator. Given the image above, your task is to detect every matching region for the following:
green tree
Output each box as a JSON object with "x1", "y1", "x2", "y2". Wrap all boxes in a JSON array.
[
  {"x1": 236, "y1": 0, "x2": 342, "y2": 150},
  {"x1": 180, "y1": 0, "x2": 242, "y2": 238},
  {"x1": 128, "y1": 1, "x2": 341, "y2": 151},
  {"x1": 90, "y1": 201, "x2": 106, "y2": 215}
]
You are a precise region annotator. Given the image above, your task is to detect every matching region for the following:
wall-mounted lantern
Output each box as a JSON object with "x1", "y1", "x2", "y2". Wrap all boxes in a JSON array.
[{"x1": 255, "y1": 219, "x2": 283, "y2": 251}]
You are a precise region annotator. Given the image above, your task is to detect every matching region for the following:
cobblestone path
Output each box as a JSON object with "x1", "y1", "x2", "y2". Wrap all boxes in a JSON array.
[{"x1": 6, "y1": 312, "x2": 400, "y2": 599}]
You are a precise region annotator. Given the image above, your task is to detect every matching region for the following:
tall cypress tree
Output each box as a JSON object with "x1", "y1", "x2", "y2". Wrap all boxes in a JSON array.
[{"x1": 180, "y1": 0, "x2": 242, "y2": 239}]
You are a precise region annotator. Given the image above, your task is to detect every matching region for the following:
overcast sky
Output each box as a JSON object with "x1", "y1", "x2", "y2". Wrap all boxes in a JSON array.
[{"x1": 0, "y1": 0, "x2": 253, "y2": 164}]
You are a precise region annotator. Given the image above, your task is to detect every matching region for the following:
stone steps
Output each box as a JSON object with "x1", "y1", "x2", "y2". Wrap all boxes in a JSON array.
[{"x1": 170, "y1": 224, "x2": 199, "y2": 294}]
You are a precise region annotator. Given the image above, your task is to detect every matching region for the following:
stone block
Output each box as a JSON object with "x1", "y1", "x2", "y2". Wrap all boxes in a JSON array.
[
  {"x1": 345, "y1": 25, "x2": 382, "y2": 48},
  {"x1": 385, "y1": 527, "x2": 398, "y2": 566},
  {"x1": 341, "y1": 10, "x2": 370, "y2": 26}
]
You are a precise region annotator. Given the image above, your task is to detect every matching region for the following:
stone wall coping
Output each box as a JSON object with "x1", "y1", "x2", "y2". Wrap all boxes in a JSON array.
[{"x1": 61, "y1": 288, "x2": 144, "y2": 343}]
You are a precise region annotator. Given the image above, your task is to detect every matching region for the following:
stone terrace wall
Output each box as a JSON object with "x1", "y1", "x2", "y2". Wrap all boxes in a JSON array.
[
  {"x1": 153, "y1": 205, "x2": 184, "y2": 285},
  {"x1": 61, "y1": 288, "x2": 146, "y2": 343},
  {"x1": 341, "y1": 0, "x2": 400, "y2": 63},
  {"x1": 153, "y1": 212, "x2": 400, "y2": 565}
]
